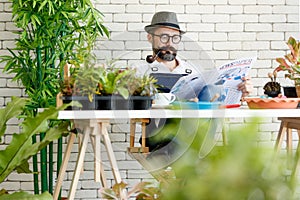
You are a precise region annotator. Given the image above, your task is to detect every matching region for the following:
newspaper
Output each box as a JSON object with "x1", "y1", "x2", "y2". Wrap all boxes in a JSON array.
[{"x1": 170, "y1": 57, "x2": 256, "y2": 105}]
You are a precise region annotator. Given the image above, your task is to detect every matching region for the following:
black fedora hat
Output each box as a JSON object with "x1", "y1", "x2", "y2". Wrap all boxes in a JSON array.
[{"x1": 145, "y1": 11, "x2": 185, "y2": 34}]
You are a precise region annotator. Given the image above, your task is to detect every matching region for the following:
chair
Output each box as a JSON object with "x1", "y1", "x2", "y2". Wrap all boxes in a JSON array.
[{"x1": 127, "y1": 117, "x2": 225, "y2": 183}]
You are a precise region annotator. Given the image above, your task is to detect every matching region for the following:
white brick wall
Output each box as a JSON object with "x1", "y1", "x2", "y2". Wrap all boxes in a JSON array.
[{"x1": 0, "y1": 0, "x2": 299, "y2": 199}]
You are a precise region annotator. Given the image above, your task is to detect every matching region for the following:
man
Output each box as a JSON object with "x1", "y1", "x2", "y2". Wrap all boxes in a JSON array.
[
  {"x1": 136, "y1": 11, "x2": 252, "y2": 158},
  {"x1": 137, "y1": 11, "x2": 252, "y2": 99}
]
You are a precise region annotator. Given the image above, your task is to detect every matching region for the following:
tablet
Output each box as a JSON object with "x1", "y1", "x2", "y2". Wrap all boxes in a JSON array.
[{"x1": 150, "y1": 73, "x2": 187, "y2": 92}]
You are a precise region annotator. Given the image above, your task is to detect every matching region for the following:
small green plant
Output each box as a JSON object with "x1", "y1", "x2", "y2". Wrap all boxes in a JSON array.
[
  {"x1": 97, "y1": 65, "x2": 132, "y2": 99},
  {"x1": 74, "y1": 65, "x2": 102, "y2": 102},
  {"x1": 60, "y1": 58, "x2": 158, "y2": 102},
  {"x1": 96, "y1": 60, "x2": 158, "y2": 98},
  {"x1": 274, "y1": 36, "x2": 300, "y2": 86},
  {"x1": 127, "y1": 74, "x2": 158, "y2": 96}
]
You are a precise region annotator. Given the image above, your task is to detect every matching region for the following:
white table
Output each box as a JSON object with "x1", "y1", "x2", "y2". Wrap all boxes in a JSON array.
[
  {"x1": 58, "y1": 107, "x2": 300, "y2": 119},
  {"x1": 55, "y1": 107, "x2": 300, "y2": 199}
]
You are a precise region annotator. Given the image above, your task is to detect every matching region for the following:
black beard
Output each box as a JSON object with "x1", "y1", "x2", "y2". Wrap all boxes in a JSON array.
[{"x1": 153, "y1": 46, "x2": 177, "y2": 61}]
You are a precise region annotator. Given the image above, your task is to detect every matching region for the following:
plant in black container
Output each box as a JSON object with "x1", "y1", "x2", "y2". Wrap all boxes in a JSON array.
[
  {"x1": 95, "y1": 62, "x2": 158, "y2": 110},
  {"x1": 60, "y1": 54, "x2": 102, "y2": 110},
  {"x1": 263, "y1": 72, "x2": 281, "y2": 97},
  {"x1": 60, "y1": 59, "x2": 158, "y2": 110},
  {"x1": 127, "y1": 73, "x2": 158, "y2": 110},
  {"x1": 95, "y1": 62, "x2": 133, "y2": 110}
]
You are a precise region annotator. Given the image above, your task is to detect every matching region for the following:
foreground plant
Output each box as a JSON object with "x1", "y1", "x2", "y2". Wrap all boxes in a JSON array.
[
  {"x1": 100, "y1": 181, "x2": 161, "y2": 200},
  {"x1": 0, "y1": 97, "x2": 71, "y2": 199},
  {"x1": 165, "y1": 119, "x2": 293, "y2": 200},
  {"x1": 103, "y1": 118, "x2": 295, "y2": 200}
]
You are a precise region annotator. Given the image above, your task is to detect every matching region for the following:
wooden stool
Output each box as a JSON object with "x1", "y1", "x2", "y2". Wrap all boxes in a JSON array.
[
  {"x1": 275, "y1": 118, "x2": 300, "y2": 158},
  {"x1": 275, "y1": 117, "x2": 300, "y2": 181}
]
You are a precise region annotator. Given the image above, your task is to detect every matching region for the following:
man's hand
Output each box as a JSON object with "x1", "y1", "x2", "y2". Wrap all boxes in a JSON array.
[{"x1": 238, "y1": 76, "x2": 253, "y2": 97}]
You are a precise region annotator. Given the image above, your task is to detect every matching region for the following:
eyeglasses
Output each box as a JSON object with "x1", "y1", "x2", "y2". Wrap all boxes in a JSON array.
[{"x1": 152, "y1": 33, "x2": 182, "y2": 44}]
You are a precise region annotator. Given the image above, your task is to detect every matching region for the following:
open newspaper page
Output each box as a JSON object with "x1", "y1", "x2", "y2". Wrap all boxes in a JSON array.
[
  {"x1": 215, "y1": 57, "x2": 256, "y2": 104},
  {"x1": 170, "y1": 57, "x2": 256, "y2": 105}
]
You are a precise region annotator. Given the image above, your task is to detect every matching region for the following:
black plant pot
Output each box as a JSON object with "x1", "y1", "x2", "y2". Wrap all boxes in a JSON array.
[
  {"x1": 130, "y1": 96, "x2": 153, "y2": 110},
  {"x1": 96, "y1": 95, "x2": 153, "y2": 110},
  {"x1": 96, "y1": 95, "x2": 129, "y2": 110},
  {"x1": 264, "y1": 90, "x2": 281, "y2": 98},
  {"x1": 62, "y1": 95, "x2": 96, "y2": 110},
  {"x1": 283, "y1": 86, "x2": 298, "y2": 98},
  {"x1": 95, "y1": 96, "x2": 113, "y2": 110},
  {"x1": 263, "y1": 81, "x2": 281, "y2": 97}
]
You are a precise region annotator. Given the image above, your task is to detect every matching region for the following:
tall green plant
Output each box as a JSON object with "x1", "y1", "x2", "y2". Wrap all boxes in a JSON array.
[{"x1": 0, "y1": 0, "x2": 109, "y2": 112}]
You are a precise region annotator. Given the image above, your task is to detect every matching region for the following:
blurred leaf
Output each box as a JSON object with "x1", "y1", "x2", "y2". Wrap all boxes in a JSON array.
[{"x1": 0, "y1": 191, "x2": 52, "y2": 200}]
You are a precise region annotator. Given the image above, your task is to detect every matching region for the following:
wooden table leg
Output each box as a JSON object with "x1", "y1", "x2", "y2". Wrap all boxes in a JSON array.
[
  {"x1": 99, "y1": 120, "x2": 122, "y2": 183},
  {"x1": 274, "y1": 121, "x2": 288, "y2": 154},
  {"x1": 291, "y1": 131, "x2": 300, "y2": 181},
  {"x1": 287, "y1": 128, "x2": 293, "y2": 168},
  {"x1": 91, "y1": 123, "x2": 102, "y2": 183},
  {"x1": 90, "y1": 129, "x2": 107, "y2": 188},
  {"x1": 68, "y1": 126, "x2": 92, "y2": 200},
  {"x1": 98, "y1": 120, "x2": 126, "y2": 199},
  {"x1": 53, "y1": 133, "x2": 76, "y2": 200}
]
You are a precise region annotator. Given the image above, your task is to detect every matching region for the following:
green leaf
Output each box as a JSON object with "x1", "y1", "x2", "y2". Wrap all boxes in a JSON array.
[
  {"x1": 15, "y1": 161, "x2": 32, "y2": 174},
  {"x1": 0, "y1": 97, "x2": 28, "y2": 140},
  {"x1": 0, "y1": 191, "x2": 52, "y2": 200},
  {"x1": 0, "y1": 107, "x2": 69, "y2": 183}
]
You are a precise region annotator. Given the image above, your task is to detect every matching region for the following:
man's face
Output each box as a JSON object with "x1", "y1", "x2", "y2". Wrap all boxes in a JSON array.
[{"x1": 148, "y1": 27, "x2": 181, "y2": 61}]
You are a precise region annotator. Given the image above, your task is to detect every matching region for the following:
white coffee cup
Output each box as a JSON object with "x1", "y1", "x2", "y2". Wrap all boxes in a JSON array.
[{"x1": 154, "y1": 93, "x2": 176, "y2": 105}]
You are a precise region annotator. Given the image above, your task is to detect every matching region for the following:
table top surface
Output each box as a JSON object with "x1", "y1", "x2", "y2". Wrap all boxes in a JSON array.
[{"x1": 58, "y1": 106, "x2": 300, "y2": 119}]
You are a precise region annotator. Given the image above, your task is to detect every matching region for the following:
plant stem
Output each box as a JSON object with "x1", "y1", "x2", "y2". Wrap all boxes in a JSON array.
[{"x1": 32, "y1": 135, "x2": 39, "y2": 194}]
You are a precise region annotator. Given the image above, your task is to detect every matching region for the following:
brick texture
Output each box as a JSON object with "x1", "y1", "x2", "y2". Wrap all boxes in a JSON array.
[{"x1": 0, "y1": 0, "x2": 299, "y2": 199}]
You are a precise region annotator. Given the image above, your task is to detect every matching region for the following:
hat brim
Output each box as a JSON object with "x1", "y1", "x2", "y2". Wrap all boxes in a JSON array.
[{"x1": 145, "y1": 24, "x2": 185, "y2": 34}]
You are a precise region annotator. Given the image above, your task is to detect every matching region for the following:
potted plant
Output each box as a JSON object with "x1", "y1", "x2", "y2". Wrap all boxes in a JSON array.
[
  {"x1": 274, "y1": 36, "x2": 300, "y2": 97},
  {"x1": 60, "y1": 59, "x2": 158, "y2": 110},
  {"x1": 96, "y1": 64, "x2": 158, "y2": 110},
  {"x1": 263, "y1": 72, "x2": 282, "y2": 97},
  {"x1": 127, "y1": 73, "x2": 158, "y2": 110},
  {"x1": 60, "y1": 53, "x2": 103, "y2": 110}
]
